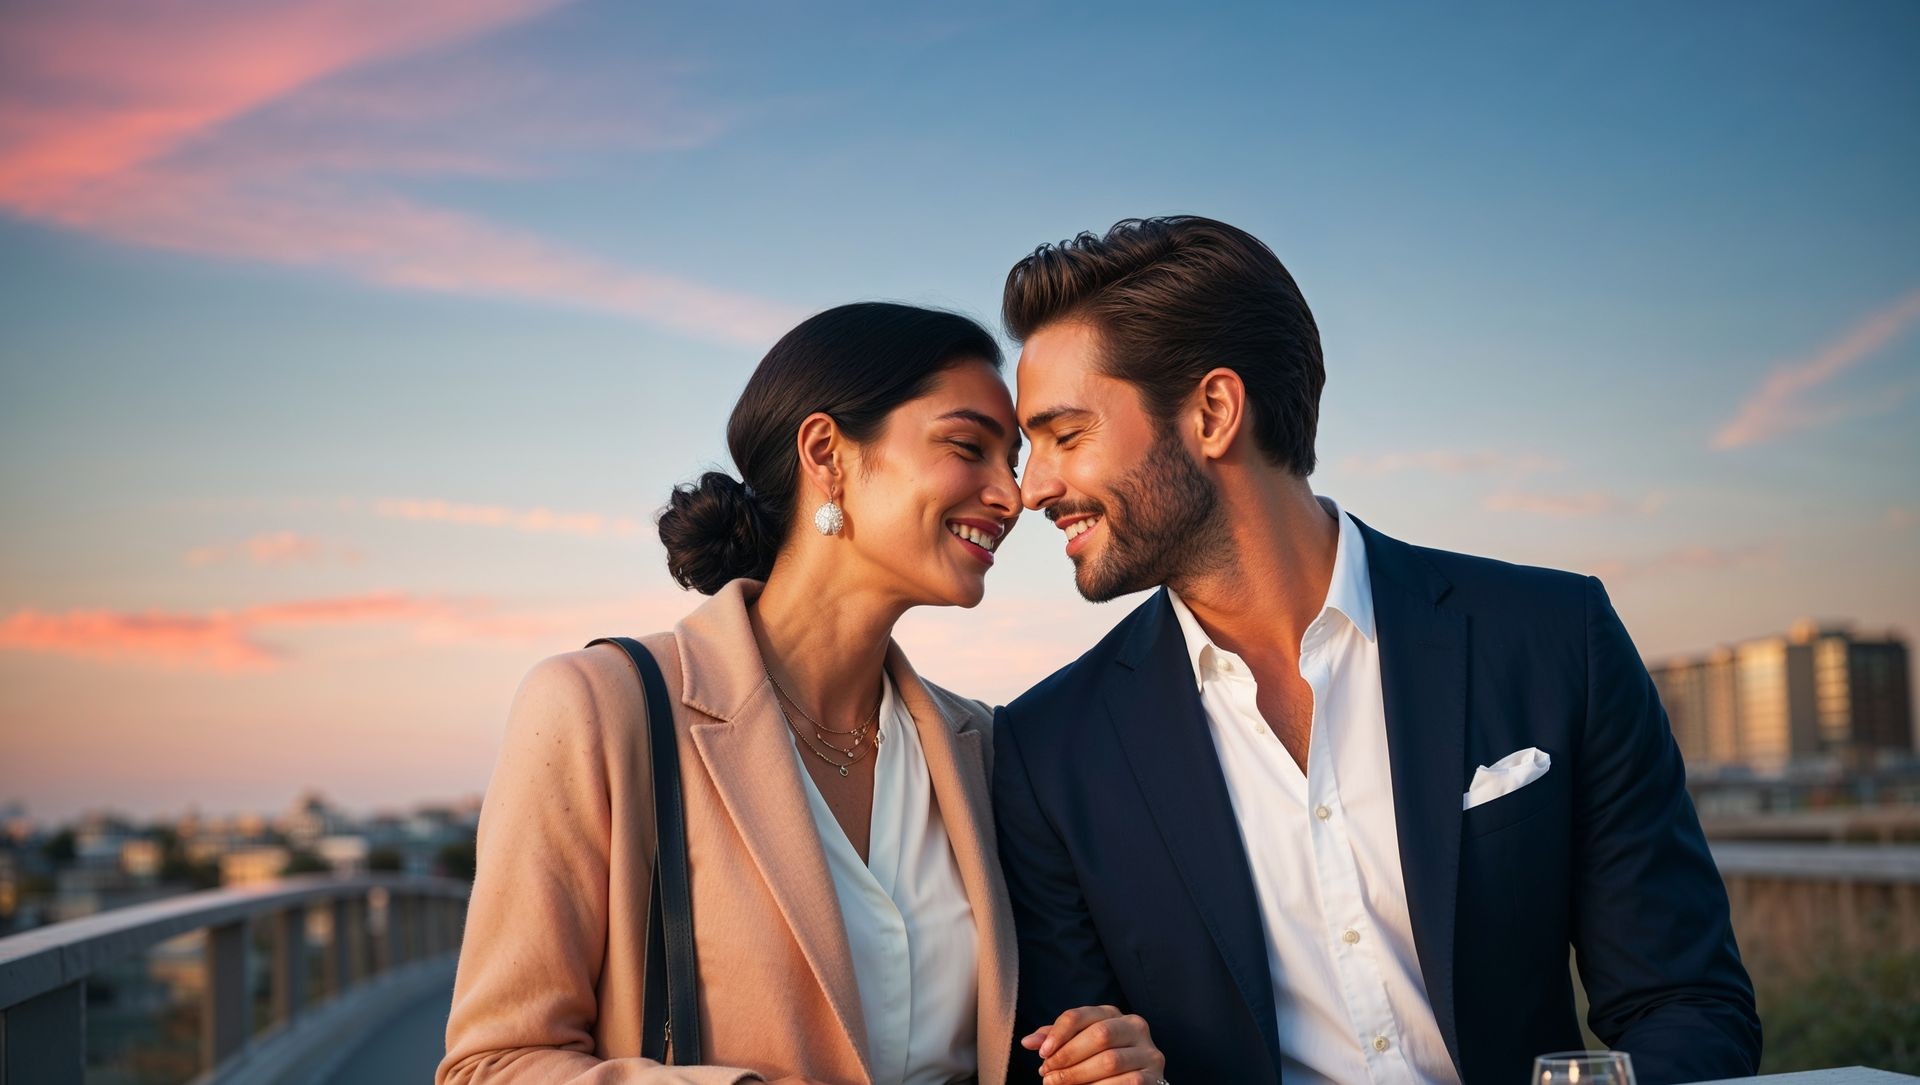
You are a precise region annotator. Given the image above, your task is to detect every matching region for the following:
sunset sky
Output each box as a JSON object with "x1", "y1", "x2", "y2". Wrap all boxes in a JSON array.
[{"x1": 2, "y1": 2, "x2": 1916, "y2": 822}]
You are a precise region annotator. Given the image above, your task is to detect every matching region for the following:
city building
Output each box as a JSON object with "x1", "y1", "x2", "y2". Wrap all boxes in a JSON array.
[
  {"x1": 119, "y1": 838, "x2": 163, "y2": 883},
  {"x1": 281, "y1": 791, "x2": 352, "y2": 849},
  {"x1": 318, "y1": 834, "x2": 371, "y2": 877},
  {"x1": 220, "y1": 845, "x2": 290, "y2": 887},
  {"x1": 1651, "y1": 621, "x2": 1913, "y2": 773}
]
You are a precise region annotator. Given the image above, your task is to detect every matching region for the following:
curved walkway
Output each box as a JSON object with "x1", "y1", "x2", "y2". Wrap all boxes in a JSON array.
[{"x1": 319, "y1": 972, "x2": 452, "y2": 1084}]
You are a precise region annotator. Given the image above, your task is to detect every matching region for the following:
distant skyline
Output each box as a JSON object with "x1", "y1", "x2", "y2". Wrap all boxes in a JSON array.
[
  {"x1": 0, "y1": 788, "x2": 479, "y2": 830},
  {"x1": 3, "y1": 2, "x2": 1917, "y2": 820}
]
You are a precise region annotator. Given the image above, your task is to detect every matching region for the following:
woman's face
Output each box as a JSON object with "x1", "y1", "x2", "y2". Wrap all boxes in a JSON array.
[{"x1": 837, "y1": 360, "x2": 1022, "y2": 609}]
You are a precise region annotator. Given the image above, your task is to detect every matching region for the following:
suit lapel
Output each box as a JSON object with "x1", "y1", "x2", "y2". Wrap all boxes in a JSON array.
[
  {"x1": 1356, "y1": 519, "x2": 1467, "y2": 1072},
  {"x1": 1107, "y1": 590, "x2": 1283, "y2": 1080},
  {"x1": 675, "y1": 583, "x2": 872, "y2": 1081},
  {"x1": 888, "y1": 645, "x2": 1016, "y2": 1085}
]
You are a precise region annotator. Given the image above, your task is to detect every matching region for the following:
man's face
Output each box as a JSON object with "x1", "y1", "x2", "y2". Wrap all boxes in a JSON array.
[{"x1": 1016, "y1": 321, "x2": 1225, "y2": 601}]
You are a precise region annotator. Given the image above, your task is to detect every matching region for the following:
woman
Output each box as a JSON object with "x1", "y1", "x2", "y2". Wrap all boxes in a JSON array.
[{"x1": 438, "y1": 303, "x2": 1163, "y2": 1085}]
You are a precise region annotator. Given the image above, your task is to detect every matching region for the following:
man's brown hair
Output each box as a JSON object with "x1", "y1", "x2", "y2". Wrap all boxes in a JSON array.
[{"x1": 1002, "y1": 215, "x2": 1325, "y2": 475}]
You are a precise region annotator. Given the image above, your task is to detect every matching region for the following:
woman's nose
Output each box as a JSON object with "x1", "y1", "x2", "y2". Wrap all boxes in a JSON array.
[{"x1": 983, "y1": 465, "x2": 1020, "y2": 522}]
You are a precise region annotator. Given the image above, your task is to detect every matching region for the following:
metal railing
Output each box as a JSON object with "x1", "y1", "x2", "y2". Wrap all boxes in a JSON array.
[{"x1": 0, "y1": 875, "x2": 468, "y2": 1084}]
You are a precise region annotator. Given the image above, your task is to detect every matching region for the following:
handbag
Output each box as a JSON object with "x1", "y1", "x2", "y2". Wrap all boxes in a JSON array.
[{"x1": 586, "y1": 636, "x2": 702, "y2": 1064}]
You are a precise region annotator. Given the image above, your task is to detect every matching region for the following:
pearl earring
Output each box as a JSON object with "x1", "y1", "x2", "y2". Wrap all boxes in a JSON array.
[{"x1": 813, "y1": 500, "x2": 844, "y2": 536}]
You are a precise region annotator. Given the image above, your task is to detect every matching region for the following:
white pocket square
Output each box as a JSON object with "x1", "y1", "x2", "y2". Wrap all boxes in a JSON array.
[{"x1": 1462, "y1": 747, "x2": 1551, "y2": 811}]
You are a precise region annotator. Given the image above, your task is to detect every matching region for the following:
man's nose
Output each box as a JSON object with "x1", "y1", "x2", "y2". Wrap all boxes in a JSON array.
[{"x1": 1019, "y1": 454, "x2": 1062, "y2": 512}]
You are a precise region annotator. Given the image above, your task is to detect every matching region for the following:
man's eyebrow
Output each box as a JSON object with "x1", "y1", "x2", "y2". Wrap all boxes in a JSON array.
[
  {"x1": 1022, "y1": 405, "x2": 1092, "y2": 432},
  {"x1": 936, "y1": 408, "x2": 1005, "y2": 438}
]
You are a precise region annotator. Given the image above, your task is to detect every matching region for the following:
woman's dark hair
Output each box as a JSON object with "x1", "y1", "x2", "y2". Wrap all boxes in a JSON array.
[
  {"x1": 659, "y1": 302, "x2": 1003, "y2": 594},
  {"x1": 1002, "y1": 215, "x2": 1324, "y2": 476}
]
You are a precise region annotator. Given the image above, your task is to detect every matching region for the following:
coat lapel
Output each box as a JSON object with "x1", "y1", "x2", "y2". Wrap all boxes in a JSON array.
[
  {"x1": 1354, "y1": 519, "x2": 1467, "y2": 1073},
  {"x1": 674, "y1": 581, "x2": 872, "y2": 1082},
  {"x1": 1106, "y1": 590, "x2": 1283, "y2": 1080},
  {"x1": 887, "y1": 645, "x2": 1016, "y2": 1085}
]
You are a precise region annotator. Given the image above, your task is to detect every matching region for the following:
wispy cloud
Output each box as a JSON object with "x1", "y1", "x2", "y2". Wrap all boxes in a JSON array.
[
  {"x1": 374, "y1": 497, "x2": 645, "y2": 538},
  {"x1": 1483, "y1": 489, "x2": 1667, "y2": 518},
  {"x1": 1712, "y1": 287, "x2": 1920, "y2": 450},
  {"x1": 0, "y1": 0, "x2": 801, "y2": 346},
  {"x1": 0, "y1": 589, "x2": 685, "y2": 671},
  {"x1": 412, "y1": 595, "x2": 687, "y2": 645},
  {"x1": 1339, "y1": 449, "x2": 1564, "y2": 478},
  {"x1": 0, "y1": 591, "x2": 468, "y2": 671},
  {"x1": 1587, "y1": 544, "x2": 1780, "y2": 582},
  {"x1": 186, "y1": 531, "x2": 361, "y2": 567}
]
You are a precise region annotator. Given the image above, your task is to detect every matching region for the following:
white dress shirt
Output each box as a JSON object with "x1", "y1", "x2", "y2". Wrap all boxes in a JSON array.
[
  {"x1": 791, "y1": 674, "x2": 978, "y2": 1085},
  {"x1": 1166, "y1": 499, "x2": 1460, "y2": 1084}
]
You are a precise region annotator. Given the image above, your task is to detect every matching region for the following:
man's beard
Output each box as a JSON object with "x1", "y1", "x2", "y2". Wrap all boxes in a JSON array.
[{"x1": 1065, "y1": 430, "x2": 1229, "y2": 603}]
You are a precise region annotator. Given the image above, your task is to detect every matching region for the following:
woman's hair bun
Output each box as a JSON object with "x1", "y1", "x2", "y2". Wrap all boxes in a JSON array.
[{"x1": 658, "y1": 471, "x2": 779, "y2": 595}]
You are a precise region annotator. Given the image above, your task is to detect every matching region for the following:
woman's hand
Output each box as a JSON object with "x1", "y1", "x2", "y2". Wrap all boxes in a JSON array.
[{"x1": 1020, "y1": 1004, "x2": 1165, "y2": 1085}]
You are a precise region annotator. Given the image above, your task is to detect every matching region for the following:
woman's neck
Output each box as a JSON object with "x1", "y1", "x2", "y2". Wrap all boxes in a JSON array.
[{"x1": 749, "y1": 547, "x2": 903, "y2": 725}]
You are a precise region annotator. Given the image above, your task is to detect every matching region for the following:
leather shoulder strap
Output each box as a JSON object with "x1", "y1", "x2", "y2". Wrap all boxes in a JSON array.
[{"x1": 585, "y1": 636, "x2": 700, "y2": 1064}]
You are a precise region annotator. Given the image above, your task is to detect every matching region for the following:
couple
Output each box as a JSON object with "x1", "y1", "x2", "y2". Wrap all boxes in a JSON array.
[{"x1": 438, "y1": 217, "x2": 1760, "y2": 1085}]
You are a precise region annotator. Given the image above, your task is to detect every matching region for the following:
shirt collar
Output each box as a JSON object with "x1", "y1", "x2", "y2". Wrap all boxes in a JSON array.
[
  {"x1": 1165, "y1": 497, "x2": 1376, "y2": 692},
  {"x1": 1322, "y1": 497, "x2": 1378, "y2": 644}
]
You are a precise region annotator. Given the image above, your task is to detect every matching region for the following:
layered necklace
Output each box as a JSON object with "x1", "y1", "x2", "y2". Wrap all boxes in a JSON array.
[{"x1": 765, "y1": 667, "x2": 884, "y2": 778}]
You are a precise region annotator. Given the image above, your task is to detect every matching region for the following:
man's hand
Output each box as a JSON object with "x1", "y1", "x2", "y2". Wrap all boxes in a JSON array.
[{"x1": 1020, "y1": 1004, "x2": 1165, "y2": 1085}]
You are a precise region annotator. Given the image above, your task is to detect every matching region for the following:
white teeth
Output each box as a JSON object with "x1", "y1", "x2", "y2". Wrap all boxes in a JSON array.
[
  {"x1": 1064, "y1": 517, "x2": 1101, "y2": 541},
  {"x1": 948, "y1": 523, "x2": 998, "y2": 552}
]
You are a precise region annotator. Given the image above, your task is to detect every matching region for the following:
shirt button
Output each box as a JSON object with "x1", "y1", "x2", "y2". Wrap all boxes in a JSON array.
[
  {"x1": 1373, "y1": 1036, "x2": 1390, "y2": 1052},
  {"x1": 1343, "y1": 928, "x2": 1360, "y2": 944},
  {"x1": 1315, "y1": 805, "x2": 1331, "y2": 820}
]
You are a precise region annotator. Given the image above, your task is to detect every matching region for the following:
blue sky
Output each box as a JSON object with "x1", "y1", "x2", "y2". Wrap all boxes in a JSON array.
[{"x1": 1, "y1": 1, "x2": 1915, "y2": 819}]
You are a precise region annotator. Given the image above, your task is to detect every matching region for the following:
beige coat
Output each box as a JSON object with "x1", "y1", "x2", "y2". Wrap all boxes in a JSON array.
[{"x1": 438, "y1": 579, "x2": 1016, "y2": 1085}]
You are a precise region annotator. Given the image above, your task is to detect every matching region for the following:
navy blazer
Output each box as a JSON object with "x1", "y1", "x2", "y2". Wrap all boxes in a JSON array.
[{"x1": 993, "y1": 518, "x2": 1760, "y2": 1085}]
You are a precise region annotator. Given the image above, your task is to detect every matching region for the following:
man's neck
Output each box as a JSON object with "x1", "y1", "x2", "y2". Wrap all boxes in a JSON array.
[{"x1": 1170, "y1": 480, "x2": 1339, "y2": 664}]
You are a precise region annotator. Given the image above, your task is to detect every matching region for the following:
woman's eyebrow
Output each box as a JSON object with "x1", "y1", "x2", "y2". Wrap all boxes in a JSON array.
[
  {"x1": 936, "y1": 407, "x2": 1022, "y2": 460},
  {"x1": 935, "y1": 408, "x2": 1006, "y2": 437}
]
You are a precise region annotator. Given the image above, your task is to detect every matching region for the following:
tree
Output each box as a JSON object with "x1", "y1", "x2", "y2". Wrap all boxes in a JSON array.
[
  {"x1": 281, "y1": 850, "x2": 331, "y2": 876},
  {"x1": 43, "y1": 829, "x2": 75, "y2": 865},
  {"x1": 436, "y1": 838, "x2": 476, "y2": 881}
]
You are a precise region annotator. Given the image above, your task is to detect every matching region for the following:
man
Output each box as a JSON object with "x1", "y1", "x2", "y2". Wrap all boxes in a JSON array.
[{"x1": 992, "y1": 217, "x2": 1760, "y2": 1085}]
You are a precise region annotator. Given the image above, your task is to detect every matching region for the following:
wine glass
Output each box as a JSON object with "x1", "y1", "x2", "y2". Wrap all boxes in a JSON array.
[{"x1": 1532, "y1": 1051, "x2": 1636, "y2": 1085}]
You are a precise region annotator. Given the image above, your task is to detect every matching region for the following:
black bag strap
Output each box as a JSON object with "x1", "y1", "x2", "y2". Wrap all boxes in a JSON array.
[{"x1": 586, "y1": 636, "x2": 700, "y2": 1065}]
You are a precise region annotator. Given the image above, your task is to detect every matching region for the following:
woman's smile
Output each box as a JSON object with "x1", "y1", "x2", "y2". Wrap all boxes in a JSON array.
[{"x1": 945, "y1": 517, "x2": 1005, "y2": 567}]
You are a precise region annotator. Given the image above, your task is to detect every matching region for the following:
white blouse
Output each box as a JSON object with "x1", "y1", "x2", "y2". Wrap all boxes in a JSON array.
[{"x1": 789, "y1": 673, "x2": 978, "y2": 1085}]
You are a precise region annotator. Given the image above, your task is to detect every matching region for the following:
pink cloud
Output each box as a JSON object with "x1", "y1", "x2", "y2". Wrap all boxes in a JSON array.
[
  {"x1": 1586, "y1": 544, "x2": 1780, "y2": 583},
  {"x1": 0, "y1": 0, "x2": 569, "y2": 209},
  {"x1": 1482, "y1": 489, "x2": 1667, "y2": 518},
  {"x1": 1712, "y1": 287, "x2": 1920, "y2": 449},
  {"x1": 186, "y1": 531, "x2": 359, "y2": 567},
  {"x1": 0, "y1": 591, "x2": 473, "y2": 672},
  {"x1": 0, "y1": 590, "x2": 693, "y2": 672},
  {"x1": 241, "y1": 591, "x2": 468, "y2": 627},
  {"x1": 1338, "y1": 450, "x2": 1564, "y2": 478},
  {"x1": 0, "y1": 607, "x2": 281, "y2": 672},
  {"x1": 374, "y1": 497, "x2": 645, "y2": 538},
  {"x1": 412, "y1": 595, "x2": 691, "y2": 646},
  {"x1": 0, "y1": 0, "x2": 801, "y2": 347}
]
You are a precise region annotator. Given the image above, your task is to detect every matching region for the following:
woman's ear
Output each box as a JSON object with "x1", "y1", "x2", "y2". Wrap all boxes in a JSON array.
[
  {"x1": 1194, "y1": 367, "x2": 1247, "y2": 461},
  {"x1": 795, "y1": 412, "x2": 843, "y2": 502}
]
